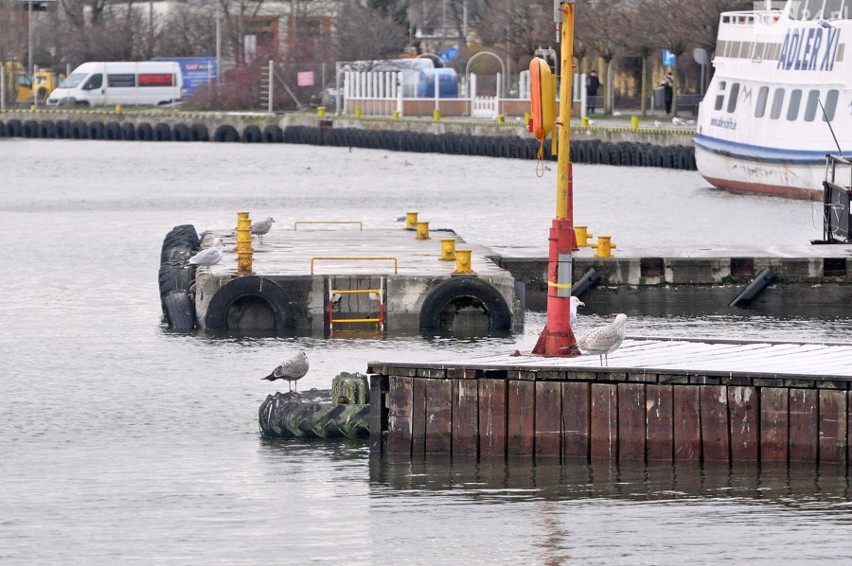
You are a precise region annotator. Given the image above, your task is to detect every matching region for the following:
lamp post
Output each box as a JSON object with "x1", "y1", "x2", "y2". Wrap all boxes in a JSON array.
[
  {"x1": 27, "y1": 0, "x2": 33, "y2": 76},
  {"x1": 215, "y1": 0, "x2": 221, "y2": 80}
]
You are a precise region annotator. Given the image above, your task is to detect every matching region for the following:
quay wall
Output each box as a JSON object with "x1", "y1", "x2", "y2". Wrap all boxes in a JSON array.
[{"x1": 368, "y1": 366, "x2": 851, "y2": 467}]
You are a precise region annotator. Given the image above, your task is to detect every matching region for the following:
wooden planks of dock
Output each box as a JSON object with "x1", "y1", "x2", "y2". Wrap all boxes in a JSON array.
[{"x1": 368, "y1": 338, "x2": 852, "y2": 467}]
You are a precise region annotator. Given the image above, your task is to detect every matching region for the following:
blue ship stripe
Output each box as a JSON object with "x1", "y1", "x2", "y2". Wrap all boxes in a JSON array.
[{"x1": 693, "y1": 134, "x2": 850, "y2": 164}]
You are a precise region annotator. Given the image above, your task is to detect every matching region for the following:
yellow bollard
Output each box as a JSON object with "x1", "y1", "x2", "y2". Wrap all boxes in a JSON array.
[
  {"x1": 497, "y1": 114, "x2": 505, "y2": 124},
  {"x1": 317, "y1": 106, "x2": 326, "y2": 118},
  {"x1": 523, "y1": 111, "x2": 531, "y2": 125},
  {"x1": 581, "y1": 116, "x2": 590, "y2": 128},
  {"x1": 591, "y1": 236, "x2": 617, "y2": 258},
  {"x1": 439, "y1": 238, "x2": 456, "y2": 261},
  {"x1": 236, "y1": 211, "x2": 251, "y2": 230},
  {"x1": 354, "y1": 107, "x2": 362, "y2": 118},
  {"x1": 392, "y1": 110, "x2": 400, "y2": 120},
  {"x1": 236, "y1": 211, "x2": 252, "y2": 254},
  {"x1": 416, "y1": 221, "x2": 430, "y2": 240},
  {"x1": 404, "y1": 211, "x2": 418, "y2": 230},
  {"x1": 631, "y1": 115, "x2": 640, "y2": 130},
  {"x1": 453, "y1": 249, "x2": 474, "y2": 274},
  {"x1": 237, "y1": 248, "x2": 253, "y2": 275},
  {"x1": 433, "y1": 108, "x2": 441, "y2": 122},
  {"x1": 574, "y1": 226, "x2": 594, "y2": 247},
  {"x1": 115, "y1": 104, "x2": 122, "y2": 114}
]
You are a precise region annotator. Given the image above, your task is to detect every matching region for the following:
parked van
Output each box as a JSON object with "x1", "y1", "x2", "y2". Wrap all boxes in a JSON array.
[{"x1": 46, "y1": 61, "x2": 182, "y2": 107}]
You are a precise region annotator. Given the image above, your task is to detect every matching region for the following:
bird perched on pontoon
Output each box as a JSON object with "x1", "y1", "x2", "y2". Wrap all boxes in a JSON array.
[
  {"x1": 262, "y1": 350, "x2": 309, "y2": 392},
  {"x1": 570, "y1": 296, "x2": 585, "y2": 328},
  {"x1": 250, "y1": 217, "x2": 275, "y2": 244},
  {"x1": 188, "y1": 237, "x2": 224, "y2": 269},
  {"x1": 672, "y1": 117, "x2": 694, "y2": 126},
  {"x1": 577, "y1": 313, "x2": 628, "y2": 366}
]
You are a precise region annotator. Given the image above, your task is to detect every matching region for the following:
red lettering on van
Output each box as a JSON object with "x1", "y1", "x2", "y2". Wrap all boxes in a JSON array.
[{"x1": 138, "y1": 74, "x2": 174, "y2": 87}]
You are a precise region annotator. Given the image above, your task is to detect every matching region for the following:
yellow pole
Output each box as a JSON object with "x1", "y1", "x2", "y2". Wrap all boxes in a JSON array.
[{"x1": 556, "y1": 2, "x2": 574, "y2": 221}]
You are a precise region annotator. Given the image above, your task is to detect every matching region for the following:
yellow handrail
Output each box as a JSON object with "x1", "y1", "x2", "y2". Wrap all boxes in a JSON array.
[
  {"x1": 294, "y1": 221, "x2": 363, "y2": 231},
  {"x1": 332, "y1": 289, "x2": 382, "y2": 295},
  {"x1": 311, "y1": 256, "x2": 398, "y2": 274}
]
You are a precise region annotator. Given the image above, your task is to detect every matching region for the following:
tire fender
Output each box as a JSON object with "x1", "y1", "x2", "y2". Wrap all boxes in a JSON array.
[
  {"x1": 419, "y1": 277, "x2": 512, "y2": 333},
  {"x1": 204, "y1": 276, "x2": 294, "y2": 332}
]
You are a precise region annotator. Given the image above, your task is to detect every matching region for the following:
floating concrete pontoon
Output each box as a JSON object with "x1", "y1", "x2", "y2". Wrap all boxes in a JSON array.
[{"x1": 190, "y1": 224, "x2": 523, "y2": 336}]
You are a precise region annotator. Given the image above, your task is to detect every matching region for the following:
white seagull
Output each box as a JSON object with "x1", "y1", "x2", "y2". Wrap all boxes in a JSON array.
[
  {"x1": 250, "y1": 217, "x2": 275, "y2": 244},
  {"x1": 188, "y1": 238, "x2": 224, "y2": 269},
  {"x1": 577, "y1": 313, "x2": 628, "y2": 366},
  {"x1": 570, "y1": 296, "x2": 585, "y2": 328},
  {"x1": 672, "y1": 117, "x2": 694, "y2": 126},
  {"x1": 262, "y1": 350, "x2": 309, "y2": 392}
]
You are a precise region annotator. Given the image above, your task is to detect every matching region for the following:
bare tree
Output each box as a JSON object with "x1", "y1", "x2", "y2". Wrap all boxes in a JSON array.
[{"x1": 333, "y1": 0, "x2": 408, "y2": 62}]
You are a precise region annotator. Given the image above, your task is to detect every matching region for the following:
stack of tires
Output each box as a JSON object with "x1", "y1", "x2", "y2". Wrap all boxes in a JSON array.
[{"x1": 159, "y1": 224, "x2": 199, "y2": 332}]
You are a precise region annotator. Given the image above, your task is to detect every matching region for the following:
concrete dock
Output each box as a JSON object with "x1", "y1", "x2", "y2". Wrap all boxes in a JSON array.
[{"x1": 190, "y1": 224, "x2": 522, "y2": 335}]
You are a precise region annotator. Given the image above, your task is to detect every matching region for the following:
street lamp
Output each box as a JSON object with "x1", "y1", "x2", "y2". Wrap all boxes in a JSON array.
[
  {"x1": 215, "y1": 0, "x2": 221, "y2": 80},
  {"x1": 28, "y1": 0, "x2": 33, "y2": 76}
]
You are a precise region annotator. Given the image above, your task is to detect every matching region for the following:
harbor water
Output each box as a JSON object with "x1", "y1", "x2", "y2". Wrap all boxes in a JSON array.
[{"x1": 2, "y1": 139, "x2": 851, "y2": 564}]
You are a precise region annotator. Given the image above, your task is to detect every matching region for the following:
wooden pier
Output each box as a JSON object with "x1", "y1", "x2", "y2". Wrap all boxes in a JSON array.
[{"x1": 367, "y1": 338, "x2": 852, "y2": 467}]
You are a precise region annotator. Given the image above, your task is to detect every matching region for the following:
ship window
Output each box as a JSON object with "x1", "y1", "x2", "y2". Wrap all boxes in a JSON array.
[
  {"x1": 837, "y1": 44, "x2": 845, "y2": 63},
  {"x1": 770, "y1": 88, "x2": 785, "y2": 119},
  {"x1": 823, "y1": 89, "x2": 839, "y2": 121},
  {"x1": 804, "y1": 90, "x2": 820, "y2": 121},
  {"x1": 727, "y1": 83, "x2": 740, "y2": 113},
  {"x1": 787, "y1": 89, "x2": 802, "y2": 120},
  {"x1": 715, "y1": 81, "x2": 727, "y2": 111},
  {"x1": 755, "y1": 86, "x2": 769, "y2": 117}
]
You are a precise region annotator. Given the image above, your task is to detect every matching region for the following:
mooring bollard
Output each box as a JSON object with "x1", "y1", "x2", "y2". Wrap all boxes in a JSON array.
[
  {"x1": 591, "y1": 236, "x2": 617, "y2": 258},
  {"x1": 354, "y1": 107, "x2": 362, "y2": 119},
  {"x1": 392, "y1": 110, "x2": 400, "y2": 120},
  {"x1": 433, "y1": 109, "x2": 441, "y2": 122},
  {"x1": 581, "y1": 116, "x2": 590, "y2": 128},
  {"x1": 574, "y1": 226, "x2": 593, "y2": 247},
  {"x1": 317, "y1": 106, "x2": 326, "y2": 118},
  {"x1": 404, "y1": 211, "x2": 418, "y2": 230},
  {"x1": 497, "y1": 114, "x2": 505, "y2": 124},
  {"x1": 440, "y1": 238, "x2": 456, "y2": 261},
  {"x1": 236, "y1": 212, "x2": 253, "y2": 271},
  {"x1": 453, "y1": 249, "x2": 474, "y2": 274},
  {"x1": 416, "y1": 221, "x2": 430, "y2": 240}
]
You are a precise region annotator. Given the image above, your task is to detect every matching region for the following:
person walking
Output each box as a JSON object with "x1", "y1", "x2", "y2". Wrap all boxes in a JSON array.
[
  {"x1": 661, "y1": 71, "x2": 674, "y2": 115},
  {"x1": 586, "y1": 70, "x2": 600, "y2": 114}
]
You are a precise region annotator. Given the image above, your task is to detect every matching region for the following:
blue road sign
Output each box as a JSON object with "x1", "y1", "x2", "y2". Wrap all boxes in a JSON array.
[{"x1": 662, "y1": 49, "x2": 676, "y2": 67}]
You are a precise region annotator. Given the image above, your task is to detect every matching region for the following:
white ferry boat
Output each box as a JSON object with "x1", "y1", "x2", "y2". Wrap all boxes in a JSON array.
[{"x1": 694, "y1": 0, "x2": 851, "y2": 199}]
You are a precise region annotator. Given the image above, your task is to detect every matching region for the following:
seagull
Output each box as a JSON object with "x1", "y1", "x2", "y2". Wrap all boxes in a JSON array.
[
  {"x1": 577, "y1": 313, "x2": 628, "y2": 366},
  {"x1": 653, "y1": 120, "x2": 663, "y2": 128},
  {"x1": 261, "y1": 350, "x2": 309, "y2": 392},
  {"x1": 570, "y1": 296, "x2": 585, "y2": 328},
  {"x1": 250, "y1": 217, "x2": 275, "y2": 245},
  {"x1": 188, "y1": 237, "x2": 223, "y2": 268},
  {"x1": 672, "y1": 117, "x2": 695, "y2": 126}
]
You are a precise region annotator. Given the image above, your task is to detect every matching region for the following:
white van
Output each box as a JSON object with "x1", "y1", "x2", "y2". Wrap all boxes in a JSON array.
[{"x1": 46, "y1": 61, "x2": 182, "y2": 107}]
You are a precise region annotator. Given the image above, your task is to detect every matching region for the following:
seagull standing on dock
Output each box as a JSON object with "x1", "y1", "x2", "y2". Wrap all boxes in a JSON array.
[
  {"x1": 262, "y1": 350, "x2": 309, "y2": 392},
  {"x1": 577, "y1": 314, "x2": 628, "y2": 366},
  {"x1": 250, "y1": 217, "x2": 275, "y2": 245},
  {"x1": 188, "y1": 238, "x2": 224, "y2": 269},
  {"x1": 570, "y1": 296, "x2": 585, "y2": 328}
]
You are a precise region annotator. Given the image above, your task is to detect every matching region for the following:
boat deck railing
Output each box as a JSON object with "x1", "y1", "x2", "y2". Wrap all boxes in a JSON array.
[
  {"x1": 826, "y1": 155, "x2": 852, "y2": 190},
  {"x1": 719, "y1": 10, "x2": 783, "y2": 26}
]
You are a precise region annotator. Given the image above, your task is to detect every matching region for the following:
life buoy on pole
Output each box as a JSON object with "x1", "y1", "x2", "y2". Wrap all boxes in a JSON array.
[
  {"x1": 204, "y1": 276, "x2": 294, "y2": 332},
  {"x1": 529, "y1": 57, "x2": 556, "y2": 158},
  {"x1": 419, "y1": 277, "x2": 512, "y2": 334}
]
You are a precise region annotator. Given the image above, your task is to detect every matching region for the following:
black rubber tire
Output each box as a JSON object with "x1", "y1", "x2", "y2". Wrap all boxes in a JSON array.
[
  {"x1": 242, "y1": 124, "x2": 262, "y2": 143},
  {"x1": 0, "y1": 121, "x2": 5, "y2": 137},
  {"x1": 173, "y1": 123, "x2": 191, "y2": 141},
  {"x1": 121, "y1": 122, "x2": 136, "y2": 141},
  {"x1": 136, "y1": 122, "x2": 154, "y2": 141},
  {"x1": 190, "y1": 123, "x2": 209, "y2": 141},
  {"x1": 419, "y1": 277, "x2": 512, "y2": 334},
  {"x1": 104, "y1": 122, "x2": 122, "y2": 140},
  {"x1": 263, "y1": 124, "x2": 283, "y2": 143},
  {"x1": 22, "y1": 120, "x2": 39, "y2": 138},
  {"x1": 214, "y1": 124, "x2": 240, "y2": 142},
  {"x1": 154, "y1": 122, "x2": 172, "y2": 141},
  {"x1": 163, "y1": 291, "x2": 196, "y2": 332},
  {"x1": 87, "y1": 121, "x2": 105, "y2": 140},
  {"x1": 160, "y1": 224, "x2": 199, "y2": 264},
  {"x1": 55, "y1": 120, "x2": 70, "y2": 139},
  {"x1": 204, "y1": 276, "x2": 294, "y2": 332},
  {"x1": 159, "y1": 262, "x2": 195, "y2": 296},
  {"x1": 70, "y1": 120, "x2": 87, "y2": 139},
  {"x1": 36, "y1": 120, "x2": 54, "y2": 138},
  {"x1": 6, "y1": 119, "x2": 22, "y2": 137}
]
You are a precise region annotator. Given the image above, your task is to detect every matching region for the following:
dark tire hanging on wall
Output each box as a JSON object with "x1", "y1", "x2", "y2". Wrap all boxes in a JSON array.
[
  {"x1": 204, "y1": 276, "x2": 294, "y2": 333},
  {"x1": 160, "y1": 224, "x2": 199, "y2": 264},
  {"x1": 162, "y1": 291, "x2": 196, "y2": 333},
  {"x1": 38, "y1": 120, "x2": 55, "y2": 138},
  {"x1": 136, "y1": 122, "x2": 154, "y2": 141},
  {"x1": 104, "y1": 122, "x2": 122, "y2": 140},
  {"x1": 154, "y1": 122, "x2": 172, "y2": 141},
  {"x1": 121, "y1": 122, "x2": 136, "y2": 141},
  {"x1": 263, "y1": 124, "x2": 284, "y2": 143},
  {"x1": 190, "y1": 123, "x2": 209, "y2": 141},
  {"x1": 70, "y1": 120, "x2": 87, "y2": 139},
  {"x1": 6, "y1": 119, "x2": 22, "y2": 137},
  {"x1": 242, "y1": 124, "x2": 262, "y2": 143},
  {"x1": 87, "y1": 121, "x2": 105, "y2": 140},
  {"x1": 172, "y1": 123, "x2": 191, "y2": 141},
  {"x1": 22, "y1": 119, "x2": 38, "y2": 138},
  {"x1": 213, "y1": 124, "x2": 240, "y2": 142},
  {"x1": 419, "y1": 277, "x2": 512, "y2": 335},
  {"x1": 0, "y1": 121, "x2": 5, "y2": 137},
  {"x1": 55, "y1": 120, "x2": 70, "y2": 138}
]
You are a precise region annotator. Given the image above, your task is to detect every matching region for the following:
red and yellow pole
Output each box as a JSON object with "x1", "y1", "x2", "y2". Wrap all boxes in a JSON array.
[{"x1": 532, "y1": 1, "x2": 580, "y2": 357}]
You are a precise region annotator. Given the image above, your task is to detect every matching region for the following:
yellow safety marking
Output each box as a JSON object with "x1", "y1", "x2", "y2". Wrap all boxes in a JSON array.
[
  {"x1": 332, "y1": 318, "x2": 381, "y2": 324},
  {"x1": 295, "y1": 221, "x2": 363, "y2": 231},
  {"x1": 331, "y1": 289, "x2": 381, "y2": 295},
  {"x1": 547, "y1": 281, "x2": 573, "y2": 289}
]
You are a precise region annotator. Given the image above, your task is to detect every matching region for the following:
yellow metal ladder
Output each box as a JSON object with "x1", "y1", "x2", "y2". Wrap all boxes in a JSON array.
[{"x1": 327, "y1": 276, "x2": 386, "y2": 335}]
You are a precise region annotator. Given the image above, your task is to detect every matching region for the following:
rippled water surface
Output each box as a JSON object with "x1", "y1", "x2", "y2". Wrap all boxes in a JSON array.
[{"x1": 2, "y1": 139, "x2": 851, "y2": 564}]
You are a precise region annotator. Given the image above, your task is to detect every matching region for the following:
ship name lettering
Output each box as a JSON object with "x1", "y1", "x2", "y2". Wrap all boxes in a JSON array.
[{"x1": 777, "y1": 27, "x2": 841, "y2": 71}]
